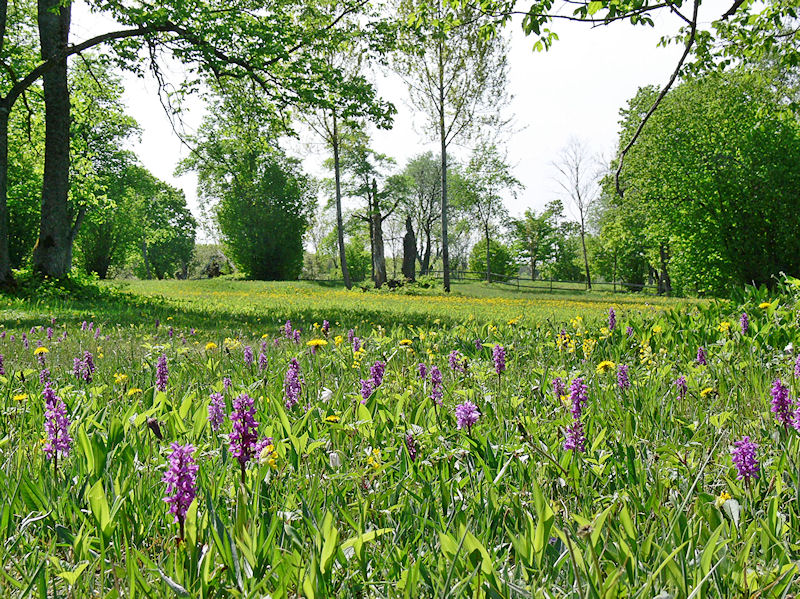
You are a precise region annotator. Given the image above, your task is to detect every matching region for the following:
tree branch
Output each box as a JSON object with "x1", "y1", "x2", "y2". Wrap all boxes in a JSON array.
[{"x1": 614, "y1": 0, "x2": 699, "y2": 197}]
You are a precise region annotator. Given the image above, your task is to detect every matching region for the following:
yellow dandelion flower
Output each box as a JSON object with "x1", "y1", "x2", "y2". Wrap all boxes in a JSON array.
[
  {"x1": 261, "y1": 333, "x2": 270, "y2": 339},
  {"x1": 758, "y1": 301, "x2": 772, "y2": 309},
  {"x1": 205, "y1": 342, "x2": 218, "y2": 351},
  {"x1": 700, "y1": 387, "x2": 714, "y2": 398},
  {"x1": 33, "y1": 347, "x2": 49, "y2": 355},
  {"x1": 13, "y1": 393, "x2": 27, "y2": 402},
  {"x1": 718, "y1": 321, "x2": 731, "y2": 333},
  {"x1": 307, "y1": 339, "x2": 328, "y2": 347},
  {"x1": 398, "y1": 339, "x2": 413, "y2": 346},
  {"x1": 113, "y1": 373, "x2": 129, "y2": 385},
  {"x1": 596, "y1": 360, "x2": 615, "y2": 374},
  {"x1": 651, "y1": 325, "x2": 663, "y2": 334},
  {"x1": 325, "y1": 414, "x2": 340, "y2": 423},
  {"x1": 127, "y1": 388, "x2": 143, "y2": 396}
]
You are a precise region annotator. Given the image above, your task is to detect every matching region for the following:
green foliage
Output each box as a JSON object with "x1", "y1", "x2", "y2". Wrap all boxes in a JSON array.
[
  {"x1": 610, "y1": 70, "x2": 800, "y2": 295},
  {"x1": 511, "y1": 200, "x2": 563, "y2": 279},
  {"x1": 345, "y1": 239, "x2": 371, "y2": 282},
  {"x1": 469, "y1": 238, "x2": 516, "y2": 279},
  {"x1": 180, "y1": 92, "x2": 312, "y2": 281},
  {"x1": 133, "y1": 184, "x2": 197, "y2": 280}
]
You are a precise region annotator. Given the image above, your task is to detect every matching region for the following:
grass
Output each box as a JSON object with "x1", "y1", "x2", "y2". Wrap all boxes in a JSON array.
[
  {"x1": 0, "y1": 276, "x2": 798, "y2": 597},
  {"x1": 111, "y1": 278, "x2": 691, "y2": 329}
]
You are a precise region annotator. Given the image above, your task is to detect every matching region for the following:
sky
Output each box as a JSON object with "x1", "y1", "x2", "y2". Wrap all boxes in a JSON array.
[{"x1": 70, "y1": 1, "x2": 727, "y2": 238}]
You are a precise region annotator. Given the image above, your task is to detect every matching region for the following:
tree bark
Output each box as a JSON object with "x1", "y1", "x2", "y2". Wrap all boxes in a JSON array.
[
  {"x1": 438, "y1": 37, "x2": 450, "y2": 293},
  {"x1": 0, "y1": 103, "x2": 11, "y2": 286},
  {"x1": 402, "y1": 216, "x2": 416, "y2": 282},
  {"x1": 580, "y1": 221, "x2": 591, "y2": 290},
  {"x1": 332, "y1": 112, "x2": 351, "y2": 289},
  {"x1": 371, "y1": 179, "x2": 386, "y2": 288},
  {"x1": 33, "y1": 0, "x2": 72, "y2": 278},
  {"x1": 485, "y1": 223, "x2": 491, "y2": 283}
]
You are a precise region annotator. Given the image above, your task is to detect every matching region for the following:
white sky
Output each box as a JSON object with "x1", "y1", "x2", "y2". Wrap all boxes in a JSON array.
[{"x1": 71, "y1": 1, "x2": 728, "y2": 239}]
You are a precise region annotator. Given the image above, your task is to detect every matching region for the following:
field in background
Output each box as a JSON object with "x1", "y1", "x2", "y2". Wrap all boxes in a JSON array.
[{"x1": 107, "y1": 279, "x2": 691, "y2": 331}]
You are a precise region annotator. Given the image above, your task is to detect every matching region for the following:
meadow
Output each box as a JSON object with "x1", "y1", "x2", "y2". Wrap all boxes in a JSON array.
[{"x1": 0, "y1": 278, "x2": 798, "y2": 597}]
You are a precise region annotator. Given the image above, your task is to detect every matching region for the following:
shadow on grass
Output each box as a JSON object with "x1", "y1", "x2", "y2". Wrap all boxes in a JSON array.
[{"x1": 1, "y1": 284, "x2": 478, "y2": 333}]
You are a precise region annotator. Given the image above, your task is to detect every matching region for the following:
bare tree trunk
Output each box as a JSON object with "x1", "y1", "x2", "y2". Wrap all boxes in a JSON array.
[
  {"x1": 438, "y1": 40, "x2": 450, "y2": 293},
  {"x1": 371, "y1": 179, "x2": 386, "y2": 288},
  {"x1": 332, "y1": 112, "x2": 351, "y2": 289},
  {"x1": 0, "y1": 103, "x2": 11, "y2": 287},
  {"x1": 580, "y1": 221, "x2": 591, "y2": 291},
  {"x1": 485, "y1": 223, "x2": 491, "y2": 283},
  {"x1": 402, "y1": 216, "x2": 416, "y2": 282},
  {"x1": 33, "y1": 0, "x2": 72, "y2": 278}
]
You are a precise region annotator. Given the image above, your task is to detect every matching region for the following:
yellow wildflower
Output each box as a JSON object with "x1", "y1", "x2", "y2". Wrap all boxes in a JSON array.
[
  {"x1": 596, "y1": 360, "x2": 615, "y2": 374},
  {"x1": 651, "y1": 325, "x2": 663, "y2": 334},
  {"x1": 398, "y1": 339, "x2": 413, "y2": 346},
  {"x1": 718, "y1": 321, "x2": 731, "y2": 333},
  {"x1": 113, "y1": 373, "x2": 129, "y2": 385},
  {"x1": 507, "y1": 317, "x2": 520, "y2": 326},
  {"x1": 205, "y1": 342, "x2": 218, "y2": 351},
  {"x1": 13, "y1": 393, "x2": 27, "y2": 402},
  {"x1": 33, "y1": 347, "x2": 49, "y2": 355},
  {"x1": 127, "y1": 388, "x2": 143, "y2": 396},
  {"x1": 325, "y1": 414, "x2": 340, "y2": 423},
  {"x1": 700, "y1": 387, "x2": 714, "y2": 398},
  {"x1": 259, "y1": 443, "x2": 278, "y2": 469},
  {"x1": 714, "y1": 491, "x2": 731, "y2": 508},
  {"x1": 583, "y1": 338, "x2": 597, "y2": 359},
  {"x1": 334, "y1": 335, "x2": 343, "y2": 346},
  {"x1": 758, "y1": 301, "x2": 772, "y2": 309},
  {"x1": 224, "y1": 337, "x2": 241, "y2": 349},
  {"x1": 367, "y1": 448, "x2": 382, "y2": 470},
  {"x1": 307, "y1": 339, "x2": 328, "y2": 347}
]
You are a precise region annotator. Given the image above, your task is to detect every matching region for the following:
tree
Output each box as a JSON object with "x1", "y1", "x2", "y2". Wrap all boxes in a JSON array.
[
  {"x1": 396, "y1": 0, "x2": 510, "y2": 292},
  {"x1": 511, "y1": 200, "x2": 563, "y2": 280},
  {"x1": 461, "y1": 142, "x2": 521, "y2": 282},
  {"x1": 137, "y1": 183, "x2": 196, "y2": 279},
  {"x1": 0, "y1": 0, "x2": 393, "y2": 285},
  {"x1": 545, "y1": 221, "x2": 584, "y2": 281},
  {"x1": 180, "y1": 92, "x2": 312, "y2": 280},
  {"x1": 553, "y1": 138, "x2": 598, "y2": 290},
  {"x1": 340, "y1": 130, "x2": 408, "y2": 288},
  {"x1": 401, "y1": 152, "x2": 440, "y2": 275},
  {"x1": 303, "y1": 26, "x2": 396, "y2": 290},
  {"x1": 609, "y1": 70, "x2": 800, "y2": 295},
  {"x1": 469, "y1": 239, "x2": 516, "y2": 280}
]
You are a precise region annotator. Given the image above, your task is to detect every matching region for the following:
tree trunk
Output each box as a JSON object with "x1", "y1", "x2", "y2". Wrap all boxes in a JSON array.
[
  {"x1": 33, "y1": 0, "x2": 72, "y2": 277},
  {"x1": 485, "y1": 223, "x2": 491, "y2": 283},
  {"x1": 0, "y1": 103, "x2": 11, "y2": 287},
  {"x1": 332, "y1": 112, "x2": 351, "y2": 289},
  {"x1": 402, "y1": 216, "x2": 416, "y2": 282},
  {"x1": 371, "y1": 179, "x2": 386, "y2": 288},
  {"x1": 531, "y1": 257, "x2": 537, "y2": 281},
  {"x1": 141, "y1": 240, "x2": 151, "y2": 279},
  {"x1": 372, "y1": 211, "x2": 386, "y2": 288},
  {"x1": 420, "y1": 229, "x2": 431, "y2": 275},
  {"x1": 659, "y1": 242, "x2": 672, "y2": 296},
  {"x1": 438, "y1": 39, "x2": 450, "y2": 293},
  {"x1": 580, "y1": 222, "x2": 591, "y2": 290}
]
